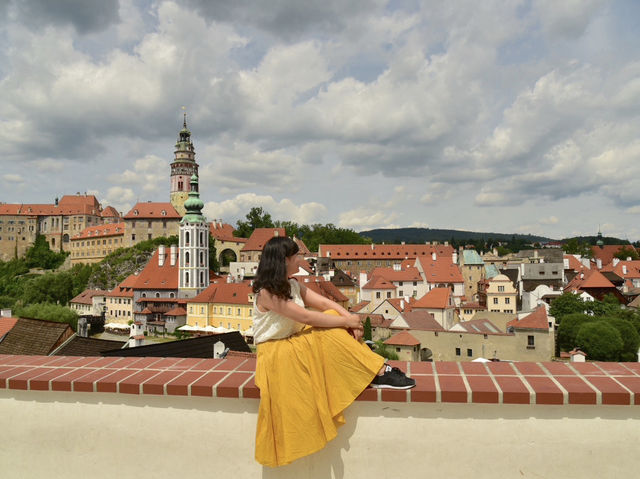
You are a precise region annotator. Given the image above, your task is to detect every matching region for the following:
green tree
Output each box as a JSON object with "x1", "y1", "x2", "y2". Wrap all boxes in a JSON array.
[
  {"x1": 563, "y1": 238, "x2": 592, "y2": 258},
  {"x1": 234, "y1": 207, "x2": 274, "y2": 238},
  {"x1": 549, "y1": 293, "x2": 590, "y2": 321},
  {"x1": 24, "y1": 234, "x2": 68, "y2": 270},
  {"x1": 363, "y1": 317, "x2": 372, "y2": 342},
  {"x1": 557, "y1": 313, "x2": 594, "y2": 351},
  {"x1": 603, "y1": 318, "x2": 640, "y2": 362},
  {"x1": 575, "y1": 322, "x2": 623, "y2": 361},
  {"x1": 373, "y1": 340, "x2": 399, "y2": 360}
]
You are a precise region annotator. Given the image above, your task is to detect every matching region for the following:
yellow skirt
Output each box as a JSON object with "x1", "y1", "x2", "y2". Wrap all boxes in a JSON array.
[{"x1": 255, "y1": 310, "x2": 385, "y2": 467}]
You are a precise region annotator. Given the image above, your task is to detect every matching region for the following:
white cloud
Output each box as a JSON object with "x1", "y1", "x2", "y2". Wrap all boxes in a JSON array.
[
  {"x1": 539, "y1": 216, "x2": 559, "y2": 225},
  {"x1": 2, "y1": 174, "x2": 24, "y2": 183},
  {"x1": 338, "y1": 207, "x2": 397, "y2": 230},
  {"x1": 108, "y1": 155, "x2": 166, "y2": 193},
  {"x1": 102, "y1": 186, "x2": 136, "y2": 214},
  {"x1": 203, "y1": 193, "x2": 327, "y2": 225}
]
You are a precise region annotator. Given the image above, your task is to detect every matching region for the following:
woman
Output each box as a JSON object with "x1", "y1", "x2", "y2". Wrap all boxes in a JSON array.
[{"x1": 252, "y1": 236, "x2": 415, "y2": 467}]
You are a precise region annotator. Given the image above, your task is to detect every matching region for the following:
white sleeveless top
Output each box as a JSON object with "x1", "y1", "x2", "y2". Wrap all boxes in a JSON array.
[{"x1": 253, "y1": 279, "x2": 305, "y2": 344}]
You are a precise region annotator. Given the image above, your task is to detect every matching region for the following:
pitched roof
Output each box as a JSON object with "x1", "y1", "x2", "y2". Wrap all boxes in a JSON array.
[
  {"x1": 241, "y1": 228, "x2": 287, "y2": 252},
  {"x1": 133, "y1": 248, "x2": 180, "y2": 290},
  {"x1": 124, "y1": 202, "x2": 181, "y2": 219},
  {"x1": 107, "y1": 273, "x2": 138, "y2": 297},
  {"x1": 385, "y1": 297, "x2": 414, "y2": 313},
  {"x1": 0, "y1": 204, "x2": 21, "y2": 215},
  {"x1": 507, "y1": 305, "x2": 549, "y2": 331},
  {"x1": 353, "y1": 313, "x2": 392, "y2": 328},
  {"x1": 350, "y1": 300, "x2": 370, "y2": 312},
  {"x1": 330, "y1": 269, "x2": 356, "y2": 287},
  {"x1": 72, "y1": 222, "x2": 125, "y2": 240},
  {"x1": 165, "y1": 306, "x2": 187, "y2": 316},
  {"x1": 299, "y1": 277, "x2": 348, "y2": 302},
  {"x1": 209, "y1": 222, "x2": 246, "y2": 242},
  {"x1": 566, "y1": 269, "x2": 616, "y2": 291},
  {"x1": 293, "y1": 237, "x2": 311, "y2": 255},
  {"x1": 371, "y1": 266, "x2": 422, "y2": 282},
  {"x1": 0, "y1": 316, "x2": 18, "y2": 338},
  {"x1": 393, "y1": 310, "x2": 444, "y2": 331},
  {"x1": 101, "y1": 206, "x2": 121, "y2": 218},
  {"x1": 1, "y1": 195, "x2": 103, "y2": 217},
  {"x1": 0, "y1": 318, "x2": 74, "y2": 355},
  {"x1": 362, "y1": 275, "x2": 396, "y2": 290},
  {"x1": 412, "y1": 287, "x2": 451, "y2": 309},
  {"x1": 53, "y1": 336, "x2": 126, "y2": 356},
  {"x1": 591, "y1": 245, "x2": 631, "y2": 266},
  {"x1": 189, "y1": 281, "x2": 253, "y2": 305},
  {"x1": 384, "y1": 331, "x2": 420, "y2": 346},
  {"x1": 70, "y1": 289, "x2": 111, "y2": 305},
  {"x1": 601, "y1": 260, "x2": 640, "y2": 279},
  {"x1": 461, "y1": 249, "x2": 484, "y2": 265},
  {"x1": 564, "y1": 254, "x2": 584, "y2": 272},
  {"x1": 416, "y1": 256, "x2": 464, "y2": 283},
  {"x1": 319, "y1": 244, "x2": 455, "y2": 260}
]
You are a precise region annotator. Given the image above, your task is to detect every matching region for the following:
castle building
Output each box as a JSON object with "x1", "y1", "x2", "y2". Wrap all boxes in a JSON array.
[
  {"x1": 170, "y1": 114, "x2": 199, "y2": 217},
  {"x1": 178, "y1": 174, "x2": 209, "y2": 298}
]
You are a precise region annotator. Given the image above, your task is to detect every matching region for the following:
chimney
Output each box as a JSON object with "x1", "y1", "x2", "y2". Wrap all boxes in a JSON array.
[
  {"x1": 405, "y1": 295, "x2": 410, "y2": 303},
  {"x1": 400, "y1": 299, "x2": 405, "y2": 310},
  {"x1": 274, "y1": 230, "x2": 279, "y2": 237},
  {"x1": 158, "y1": 245, "x2": 166, "y2": 267},
  {"x1": 432, "y1": 252, "x2": 436, "y2": 261},
  {"x1": 0, "y1": 308, "x2": 11, "y2": 318},
  {"x1": 359, "y1": 271, "x2": 368, "y2": 287},
  {"x1": 170, "y1": 245, "x2": 177, "y2": 266},
  {"x1": 596, "y1": 258, "x2": 602, "y2": 269},
  {"x1": 627, "y1": 256, "x2": 632, "y2": 262},
  {"x1": 613, "y1": 258, "x2": 620, "y2": 267},
  {"x1": 371, "y1": 244, "x2": 375, "y2": 250},
  {"x1": 623, "y1": 265, "x2": 628, "y2": 275},
  {"x1": 77, "y1": 317, "x2": 89, "y2": 338},
  {"x1": 401, "y1": 241, "x2": 405, "y2": 245},
  {"x1": 580, "y1": 272, "x2": 584, "y2": 280},
  {"x1": 444, "y1": 241, "x2": 448, "y2": 246},
  {"x1": 452, "y1": 251, "x2": 458, "y2": 265},
  {"x1": 212, "y1": 222, "x2": 217, "y2": 229}
]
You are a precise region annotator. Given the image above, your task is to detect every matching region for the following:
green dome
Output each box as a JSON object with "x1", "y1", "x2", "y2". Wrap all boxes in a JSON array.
[{"x1": 181, "y1": 175, "x2": 205, "y2": 223}]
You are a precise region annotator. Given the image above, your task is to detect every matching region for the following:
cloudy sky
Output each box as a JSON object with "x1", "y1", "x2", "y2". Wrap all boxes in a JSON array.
[{"x1": 1, "y1": 0, "x2": 639, "y2": 240}]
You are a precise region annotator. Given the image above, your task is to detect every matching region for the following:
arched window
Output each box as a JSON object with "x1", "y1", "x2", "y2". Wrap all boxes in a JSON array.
[
  {"x1": 200, "y1": 271, "x2": 204, "y2": 286},
  {"x1": 185, "y1": 231, "x2": 190, "y2": 245},
  {"x1": 200, "y1": 251, "x2": 204, "y2": 266},
  {"x1": 170, "y1": 292, "x2": 175, "y2": 298},
  {"x1": 155, "y1": 292, "x2": 160, "y2": 298},
  {"x1": 185, "y1": 251, "x2": 190, "y2": 265},
  {"x1": 185, "y1": 272, "x2": 190, "y2": 285},
  {"x1": 200, "y1": 232, "x2": 204, "y2": 245}
]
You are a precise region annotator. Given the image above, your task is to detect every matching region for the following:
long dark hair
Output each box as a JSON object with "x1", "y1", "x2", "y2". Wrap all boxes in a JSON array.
[{"x1": 253, "y1": 236, "x2": 299, "y2": 300}]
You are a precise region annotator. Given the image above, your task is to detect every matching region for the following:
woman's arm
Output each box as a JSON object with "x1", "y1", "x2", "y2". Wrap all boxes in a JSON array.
[{"x1": 258, "y1": 289, "x2": 361, "y2": 330}]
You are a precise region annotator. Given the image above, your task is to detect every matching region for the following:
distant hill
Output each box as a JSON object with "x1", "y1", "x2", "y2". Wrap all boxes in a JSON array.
[{"x1": 358, "y1": 227, "x2": 552, "y2": 244}]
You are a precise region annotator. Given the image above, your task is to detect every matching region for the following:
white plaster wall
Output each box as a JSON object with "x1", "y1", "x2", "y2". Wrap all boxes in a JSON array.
[{"x1": 2, "y1": 389, "x2": 640, "y2": 478}]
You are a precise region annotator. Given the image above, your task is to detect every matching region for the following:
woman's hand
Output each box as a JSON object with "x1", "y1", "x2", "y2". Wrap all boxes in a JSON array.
[{"x1": 343, "y1": 313, "x2": 362, "y2": 330}]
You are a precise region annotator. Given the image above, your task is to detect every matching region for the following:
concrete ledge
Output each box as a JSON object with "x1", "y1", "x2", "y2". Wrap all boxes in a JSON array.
[{"x1": 2, "y1": 354, "x2": 640, "y2": 405}]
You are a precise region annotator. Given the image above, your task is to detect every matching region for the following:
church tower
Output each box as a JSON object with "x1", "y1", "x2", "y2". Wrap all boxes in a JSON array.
[
  {"x1": 170, "y1": 113, "x2": 199, "y2": 216},
  {"x1": 179, "y1": 174, "x2": 209, "y2": 299}
]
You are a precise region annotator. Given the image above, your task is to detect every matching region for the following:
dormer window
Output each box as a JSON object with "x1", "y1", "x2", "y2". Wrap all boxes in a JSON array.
[
  {"x1": 161, "y1": 210, "x2": 167, "y2": 216},
  {"x1": 134, "y1": 210, "x2": 139, "y2": 216}
]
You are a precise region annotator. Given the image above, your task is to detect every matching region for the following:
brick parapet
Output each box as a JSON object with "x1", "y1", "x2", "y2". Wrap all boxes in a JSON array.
[{"x1": 1, "y1": 354, "x2": 639, "y2": 405}]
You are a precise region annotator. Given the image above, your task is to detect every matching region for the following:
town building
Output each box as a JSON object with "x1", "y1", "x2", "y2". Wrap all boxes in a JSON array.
[
  {"x1": 317, "y1": 243, "x2": 455, "y2": 274},
  {"x1": 186, "y1": 280, "x2": 254, "y2": 332},
  {"x1": 478, "y1": 274, "x2": 518, "y2": 314},
  {"x1": 123, "y1": 202, "x2": 181, "y2": 247},
  {"x1": 209, "y1": 220, "x2": 247, "y2": 270},
  {"x1": 384, "y1": 331, "x2": 420, "y2": 361},
  {"x1": 170, "y1": 114, "x2": 200, "y2": 217},
  {"x1": 69, "y1": 289, "x2": 110, "y2": 317},
  {"x1": 410, "y1": 287, "x2": 458, "y2": 329},
  {"x1": 69, "y1": 222, "x2": 125, "y2": 265},
  {"x1": 105, "y1": 273, "x2": 137, "y2": 324},
  {"x1": 458, "y1": 248, "x2": 485, "y2": 301},
  {"x1": 178, "y1": 175, "x2": 209, "y2": 299},
  {"x1": 329, "y1": 269, "x2": 359, "y2": 306}
]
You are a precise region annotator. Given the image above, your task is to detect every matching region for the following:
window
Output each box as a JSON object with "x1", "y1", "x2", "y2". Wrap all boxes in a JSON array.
[
  {"x1": 387, "y1": 292, "x2": 391, "y2": 298},
  {"x1": 455, "y1": 348, "x2": 461, "y2": 356},
  {"x1": 131, "y1": 234, "x2": 136, "y2": 241},
  {"x1": 237, "y1": 308, "x2": 241, "y2": 316},
  {"x1": 399, "y1": 290, "x2": 403, "y2": 296},
  {"x1": 505, "y1": 298, "x2": 510, "y2": 304},
  {"x1": 228, "y1": 308, "x2": 232, "y2": 315},
  {"x1": 155, "y1": 292, "x2": 160, "y2": 298},
  {"x1": 527, "y1": 335, "x2": 535, "y2": 349},
  {"x1": 376, "y1": 292, "x2": 381, "y2": 299},
  {"x1": 467, "y1": 348, "x2": 473, "y2": 357},
  {"x1": 201, "y1": 307, "x2": 204, "y2": 314},
  {"x1": 399, "y1": 281, "x2": 403, "y2": 286},
  {"x1": 413, "y1": 281, "x2": 417, "y2": 286},
  {"x1": 493, "y1": 298, "x2": 499, "y2": 304}
]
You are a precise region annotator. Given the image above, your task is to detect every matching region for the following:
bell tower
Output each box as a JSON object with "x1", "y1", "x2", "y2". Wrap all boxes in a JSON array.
[
  {"x1": 170, "y1": 112, "x2": 199, "y2": 216},
  {"x1": 179, "y1": 174, "x2": 209, "y2": 299}
]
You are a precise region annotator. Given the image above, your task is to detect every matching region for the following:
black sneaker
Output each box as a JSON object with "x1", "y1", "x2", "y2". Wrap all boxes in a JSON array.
[{"x1": 371, "y1": 364, "x2": 416, "y2": 389}]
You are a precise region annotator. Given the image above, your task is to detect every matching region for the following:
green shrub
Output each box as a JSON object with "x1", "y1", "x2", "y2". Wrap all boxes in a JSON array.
[{"x1": 575, "y1": 322, "x2": 623, "y2": 361}]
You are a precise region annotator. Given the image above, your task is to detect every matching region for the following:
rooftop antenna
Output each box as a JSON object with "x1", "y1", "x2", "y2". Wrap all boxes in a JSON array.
[{"x1": 182, "y1": 105, "x2": 187, "y2": 127}]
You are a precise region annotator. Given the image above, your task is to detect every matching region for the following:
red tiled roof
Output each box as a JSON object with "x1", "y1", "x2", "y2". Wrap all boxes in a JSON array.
[
  {"x1": 564, "y1": 254, "x2": 584, "y2": 272},
  {"x1": 189, "y1": 281, "x2": 253, "y2": 305},
  {"x1": 0, "y1": 317, "x2": 18, "y2": 337},
  {"x1": 591, "y1": 245, "x2": 631, "y2": 267},
  {"x1": 294, "y1": 237, "x2": 311, "y2": 255},
  {"x1": 319, "y1": 244, "x2": 455, "y2": 260},
  {"x1": 384, "y1": 331, "x2": 420, "y2": 346},
  {"x1": 350, "y1": 301, "x2": 370, "y2": 312},
  {"x1": 0, "y1": 195, "x2": 103, "y2": 217},
  {"x1": 70, "y1": 289, "x2": 111, "y2": 305},
  {"x1": 241, "y1": 228, "x2": 286, "y2": 252},
  {"x1": 507, "y1": 306, "x2": 549, "y2": 330},
  {"x1": 209, "y1": 222, "x2": 247, "y2": 243},
  {"x1": 417, "y1": 256, "x2": 464, "y2": 284},
  {"x1": 601, "y1": 260, "x2": 640, "y2": 279},
  {"x1": 362, "y1": 275, "x2": 396, "y2": 290},
  {"x1": 107, "y1": 273, "x2": 138, "y2": 298},
  {"x1": 371, "y1": 266, "x2": 422, "y2": 283},
  {"x1": 133, "y1": 248, "x2": 179, "y2": 290},
  {"x1": 460, "y1": 302, "x2": 485, "y2": 309},
  {"x1": 299, "y1": 277, "x2": 348, "y2": 302},
  {"x1": 101, "y1": 206, "x2": 120, "y2": 218},
  {"x1": 580, "y1": 270, "x2": 616, "y2": 289},
  {"x1": 165, "y1": 307, "x2": 187, "y2": 316},
  {"x1": 0, "y1": 204, "x2": 21, "y2": 215},
  {"x1": 353, "y1": 313, "x2": 392, "y2": 328},
  {"x1": 72, "y1": 222, "x2": 125, "y2": 240},
  {"x1": 394, "y1": 310, "x2": 444, "y2": 331},
  {"x1": 140, "y1": 308, "x2": 153, "y2": 314},
  {"x1": 385, "y1": 297, "x2": 414, "y2": 313},
  {"x1": 124, "y1": 202, "x2": 181, "y2": 219},
  {"x1": 454, "y1": 319, "x2": 507, "y2": 335},
  {"x1": 412, "y1": 287, "x2": 451, "y2": 309}
]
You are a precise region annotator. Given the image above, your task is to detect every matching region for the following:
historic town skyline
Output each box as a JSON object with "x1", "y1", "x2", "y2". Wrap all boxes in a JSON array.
[{"x1": 1, "y1": 1, "x2": 639, "y2": 240}]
